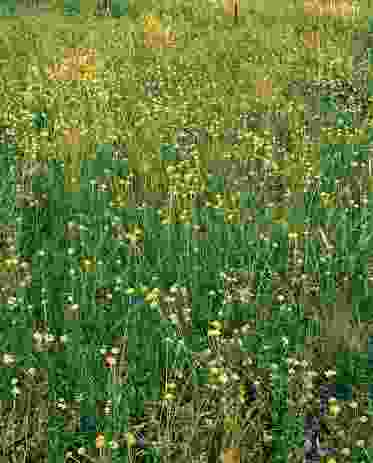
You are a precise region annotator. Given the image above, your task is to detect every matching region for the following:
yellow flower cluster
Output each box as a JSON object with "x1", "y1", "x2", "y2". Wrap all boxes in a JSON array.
[
  {"x1": 126, "y1": 432, "x2": 137, "y2": 448},
  {"x1": 328, "y1": 397, "x2": 341, "y2": 417},
  {"x1": 208, "y1": 320, "x2": 223, "y2": 337},
  {"x1": 320, "y1": 191, "x2": 336, "y2": 209},
  {"x1": 162, "y1": 381, "x2": 177, "y2": 401},
  {"x1": 144, "y1": 287, "x2": 161, "y2": 308},
  {"x1": 125, "y1": 225, "x2": 144, "y2": 245},
  {"x1": 1, "y1": 256, "x2": 18, "y2": 272},
  {"x1": 208, "y1": 367, "x2": 228, "y2": 385},
  {"x1": 144, "y1": 14, "x2": 161, "y2": 33},
  {"x1": 79, "y1": 64, "x2": 96, "y2": 81}
]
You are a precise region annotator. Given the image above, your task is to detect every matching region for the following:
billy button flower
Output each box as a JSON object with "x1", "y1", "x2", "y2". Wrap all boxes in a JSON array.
[
  {"x1": 162, "y1": 381, "x2": 177, "y2": 401},
  {"x1": 125, "y1": 225, "x2": 144, "y2": 245},
  {"x1": 1, "y1": 255, "x2": 19, "y2": 272},
  {"x1": 144, "y1": 288, "x2": 161, "y2": 308},
  {"x1": 320, "y1": 192, "x2": 336, "y2": 209},
  {"x1": 208, "y1": 367, "x2": 228, "y2": 386},
  {"x1": 328, "y1": 397, "x2": 341, "y2": 417},
  {"x1": 79, "y1": 256, "x2": 96, "y2": 273},
  {"x1": 79, "y1": 63, "x2": 96, "y2": 81},
  {"x1": 127, "y1": 432, "x2": 137, "y2": 448},
  {"x1": 208, "y1": 320, "x2": 223, "y2": 337},
  {"x1": 126, "y1": 431, "x2": 145, "y2": 449},
  {"x1": 144, "y1": 14, "x2": 162, "y2": 33},
  {"x1": 239, "y1": 383, "x2": 247, "y2": 404}
]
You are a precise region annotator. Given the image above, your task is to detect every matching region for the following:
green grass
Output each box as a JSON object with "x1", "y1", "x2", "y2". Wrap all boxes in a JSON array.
[{"x1": 0, "y1": 1, "x2": 373, "y2": 462}]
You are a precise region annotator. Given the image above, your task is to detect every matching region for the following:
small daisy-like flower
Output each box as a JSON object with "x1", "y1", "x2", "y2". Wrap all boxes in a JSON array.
[
  {"x1": 111, "y1": 346, "x2": 120, "y2": 355},
  {"x1": 163, "y1": 392, "x2": 176, "y2": 401},
  {"x1": 329, "y1": 403, "x2": 341, "y2": 417},
  {"x1": 127, "y1": 432, "x2": 137, "y2": 448},
  {"x1": 359, "y1": 415, "x2": 368, "y2": 423}
]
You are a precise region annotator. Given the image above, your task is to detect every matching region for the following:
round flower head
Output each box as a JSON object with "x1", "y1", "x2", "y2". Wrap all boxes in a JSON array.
[{"x1": 144, "y1": 15, "x2": 161, "y2": 33}]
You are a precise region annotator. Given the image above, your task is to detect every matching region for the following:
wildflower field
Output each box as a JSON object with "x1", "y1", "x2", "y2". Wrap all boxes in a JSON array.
[{"x1": 1, "y1": 0, "x2": 373, "y2": 462}]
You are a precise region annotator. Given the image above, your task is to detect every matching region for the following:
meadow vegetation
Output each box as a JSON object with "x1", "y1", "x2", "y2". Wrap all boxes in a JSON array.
[{"x1": 0, "y1": 0, "x2": 373, "y2": 462}]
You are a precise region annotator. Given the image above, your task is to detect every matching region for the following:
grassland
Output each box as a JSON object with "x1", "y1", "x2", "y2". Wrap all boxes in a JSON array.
[{"x1": 0, "y1": 1, "x2": 373, "y2": 462}]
